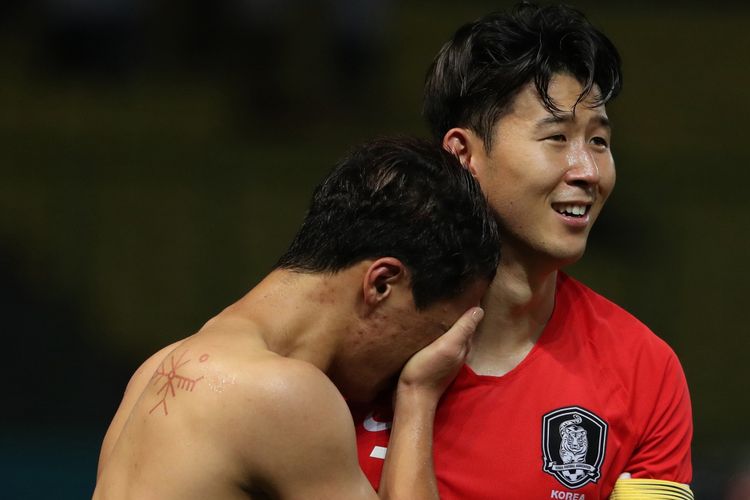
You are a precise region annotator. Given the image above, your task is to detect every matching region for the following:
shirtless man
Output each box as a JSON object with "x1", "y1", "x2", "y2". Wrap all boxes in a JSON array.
[{"x1": 93, "y1": 137, "x2": 500, "y2": 499}]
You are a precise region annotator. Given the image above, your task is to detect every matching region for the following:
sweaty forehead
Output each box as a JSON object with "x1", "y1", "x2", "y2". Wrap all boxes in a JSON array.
[
  {"x1": 499, "y1": 83, "x2": 607, "y2": 133},
  {"x1": 513, "y1": 76, "x2": 606, "y2": 119}
]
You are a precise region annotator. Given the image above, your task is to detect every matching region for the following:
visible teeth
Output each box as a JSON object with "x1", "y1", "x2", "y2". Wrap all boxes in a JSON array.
[{"x1": 556, "y1": 205, "x2": 587, "y2": 216}]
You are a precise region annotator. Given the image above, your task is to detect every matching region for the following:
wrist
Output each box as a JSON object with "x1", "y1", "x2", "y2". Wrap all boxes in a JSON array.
[{"x1": 393, "y1": 382, "x2": 440, "y2": 416}]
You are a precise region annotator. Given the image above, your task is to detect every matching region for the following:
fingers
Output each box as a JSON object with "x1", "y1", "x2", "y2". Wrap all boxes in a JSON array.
[{"x1": 395, "y1": 306, "x2": 485, "y2": 400}]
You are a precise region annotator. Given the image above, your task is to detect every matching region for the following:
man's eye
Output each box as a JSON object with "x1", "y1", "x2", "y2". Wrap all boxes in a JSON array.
[
  {"x1": 547, "y1": 134, "x2": 566, "y2": 142},
  {"x1": 590, "y1": 136, "x2": 609, "y2": 148}
]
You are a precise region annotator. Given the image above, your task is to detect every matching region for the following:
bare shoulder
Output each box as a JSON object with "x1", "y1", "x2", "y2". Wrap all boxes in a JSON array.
[
  {"x1": 97, "y1": 331, "x2": 373, "y2": 499},
  {"x1": 148, "y1": 342, "x2": 365, "y2": 495},
  {"x1": 229, "y1": 355, "x2": 355, "y2": 447},
  {"x1": 96, "y1": 339, "x2": 186, "y2": 476},
  {"x1": 129, "y1": 337, "x2": 356, "y2": 455},
  {"x1": 131, "y1": 340, "x2": 189, "y2": 393}
]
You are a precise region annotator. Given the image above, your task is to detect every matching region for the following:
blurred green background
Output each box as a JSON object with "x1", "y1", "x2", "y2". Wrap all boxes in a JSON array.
[{"x1": 1, "y1": 1, "x2": 748, "y2": 498}]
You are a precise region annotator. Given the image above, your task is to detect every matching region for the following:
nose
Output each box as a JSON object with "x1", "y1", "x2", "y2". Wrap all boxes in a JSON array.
[{"x1": 565, "y1": 144, "x2": 600, "y2": 186}]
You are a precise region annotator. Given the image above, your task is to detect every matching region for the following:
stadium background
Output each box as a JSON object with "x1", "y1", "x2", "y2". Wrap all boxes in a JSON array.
[{"x1": 1, "y1": 1, "x2": 747, "y2": 498}]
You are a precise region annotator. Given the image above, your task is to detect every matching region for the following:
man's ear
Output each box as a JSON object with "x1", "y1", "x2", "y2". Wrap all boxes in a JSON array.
[
  {"x1": 443, "y1": 128, "x2": 482, "y2": 177},
  {"x1": 363, "y1": 257, "x2": 407, "y2": 307}
]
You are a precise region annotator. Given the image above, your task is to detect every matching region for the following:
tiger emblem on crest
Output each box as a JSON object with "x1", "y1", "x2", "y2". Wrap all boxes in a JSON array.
[{"x1": 542, "y1": 406, "x2": 608, "y2": 489}]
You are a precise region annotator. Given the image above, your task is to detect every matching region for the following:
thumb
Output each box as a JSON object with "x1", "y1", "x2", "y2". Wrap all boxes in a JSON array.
[
  {"x1": 396, "y1": 307, "x2": 485, "y2": 395},
  {"x1": 440, "y1": 306, "x2": 484, "y2": 351}
]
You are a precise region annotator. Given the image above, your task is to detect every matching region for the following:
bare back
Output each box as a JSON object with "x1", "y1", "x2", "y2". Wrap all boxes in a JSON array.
[{"x1": 94, "y1": 323, "x2": 375, "y2": 500}]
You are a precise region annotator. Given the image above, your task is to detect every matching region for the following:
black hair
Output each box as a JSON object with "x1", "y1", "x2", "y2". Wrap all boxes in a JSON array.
[
  {"x1": 275, "y1": 137, "x2": 500, "y2": 309},
  {"x1": 424, "y1": 2, "x2": 622, "y2": 150}
]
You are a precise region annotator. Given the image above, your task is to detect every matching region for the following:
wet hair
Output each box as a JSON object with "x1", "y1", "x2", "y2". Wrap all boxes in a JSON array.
[
  {"x1": 424, "y1": 2, "x2": 622, "y2": 150},
  {"x1": 275, "y1": 137, "x2": 500, "y2": 309}
]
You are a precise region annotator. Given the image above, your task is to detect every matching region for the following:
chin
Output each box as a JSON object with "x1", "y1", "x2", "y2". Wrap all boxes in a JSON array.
[
  {"x1": 546, "y1": 241, "x2": 588, "y2": 268},
  {"x1": 524, "y1": 242, "x2": 585, "y2": 270},
  {"x1": 554, "y1": 232, "x2": 591, "y2": 260},
  {"x1": 558, "y1": 249, "x2": 587, "y2": 267}
]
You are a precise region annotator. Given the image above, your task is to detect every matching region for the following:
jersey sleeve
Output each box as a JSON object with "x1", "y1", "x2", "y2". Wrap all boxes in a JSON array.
[{"x1": 624, "y1": 348, "x2": 693, "y2": 483}]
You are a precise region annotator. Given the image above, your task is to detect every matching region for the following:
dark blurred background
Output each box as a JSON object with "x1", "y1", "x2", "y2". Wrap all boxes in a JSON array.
[{"x1": 1, "y1": 1, "x2": 748, "y2": 498}]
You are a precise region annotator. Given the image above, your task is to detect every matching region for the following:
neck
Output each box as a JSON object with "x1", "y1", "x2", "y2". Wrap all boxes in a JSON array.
[
  {"x1": 468, "y1": 245, "x2": 559, "y2": 376},
  {"x1": 211, "y1": 268, "x2": 360, "y2": 373}
]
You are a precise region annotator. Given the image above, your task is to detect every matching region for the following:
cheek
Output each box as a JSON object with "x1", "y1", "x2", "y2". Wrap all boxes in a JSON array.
[
  {"x1": 408, "y1": 322, "x2": 442, "y2": 353},
  {"x1": 487, "y1": 184, "x2": 542, "y2": 231},
  {"x1": 481, "y1": 170, "x2": 528, "y2": 218},
  {"x1": 599, "y1": 162, "x2": 616, "y2": 200},
  {"x1": 385, "y1": 316, "x2": 437, "y2": 363},
  {"x1": 399, "y1": 318, "x2": 444, "y2": 360}
]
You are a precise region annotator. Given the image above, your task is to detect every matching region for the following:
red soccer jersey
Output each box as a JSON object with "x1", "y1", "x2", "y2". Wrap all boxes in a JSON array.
[{"x1": 353, "y1": 273, "x2": 693, "y2": 499}]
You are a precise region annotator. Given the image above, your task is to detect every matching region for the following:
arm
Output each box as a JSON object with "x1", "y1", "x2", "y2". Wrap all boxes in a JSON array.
[
  {"x1": 624, "y1": 352, "x2": 693, "y2": 482},
  {"x1": 610, "y1": 348, "x2": 693, "y2": 498},
  {"x1": 379, "y1": 307, "x2": 483, "y2": 498}
]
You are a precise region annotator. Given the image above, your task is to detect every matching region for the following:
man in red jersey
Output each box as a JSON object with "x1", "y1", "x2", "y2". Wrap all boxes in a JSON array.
[{"x1": 353, "y1": 4, "x2": 693, "y2": 499}]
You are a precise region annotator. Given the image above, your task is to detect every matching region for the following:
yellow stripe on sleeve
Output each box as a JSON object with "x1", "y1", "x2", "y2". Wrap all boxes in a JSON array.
[{"x1": 610, "y1": 478, "x2": 694, "y2": 500}]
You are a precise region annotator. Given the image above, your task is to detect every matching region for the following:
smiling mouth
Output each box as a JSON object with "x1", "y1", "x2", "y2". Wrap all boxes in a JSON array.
[{"x1": 552, "y1": 203, "x2": 591, "y2": 218}]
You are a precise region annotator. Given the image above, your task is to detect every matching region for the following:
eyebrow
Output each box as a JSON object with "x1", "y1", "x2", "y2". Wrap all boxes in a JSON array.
[{"x1": 534, "y1": 114, "x2": 612, "y2": 130}]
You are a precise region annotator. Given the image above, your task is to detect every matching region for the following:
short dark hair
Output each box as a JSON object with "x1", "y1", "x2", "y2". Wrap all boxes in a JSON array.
[
  {"x1": 275, "y1": 137, "x2": 500, "y2": 309},
  {"x1": 424, "y1": 2, "x2": 622, "y2": 150}
]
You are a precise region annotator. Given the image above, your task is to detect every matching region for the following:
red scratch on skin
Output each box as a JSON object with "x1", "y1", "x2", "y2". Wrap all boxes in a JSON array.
[{"x1": 149, "y1": 351, "x2": 205, "y2": 416}]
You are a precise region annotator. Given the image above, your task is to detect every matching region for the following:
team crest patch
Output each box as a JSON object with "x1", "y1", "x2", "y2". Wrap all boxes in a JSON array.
[{"x1": 542, "y1": 406, "x2": 608, "y2": 489}]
